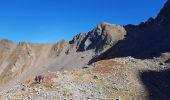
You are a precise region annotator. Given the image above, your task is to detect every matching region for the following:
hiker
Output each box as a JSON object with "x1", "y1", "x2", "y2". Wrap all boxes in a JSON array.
[{"x1": 35, "y1": 75, "x2": 44, "y2": 84}]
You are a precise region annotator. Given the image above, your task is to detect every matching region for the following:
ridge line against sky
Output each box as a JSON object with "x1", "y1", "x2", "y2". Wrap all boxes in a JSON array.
[{"x1": 0, "y1": 0, "x2": 167, "y2": 43}]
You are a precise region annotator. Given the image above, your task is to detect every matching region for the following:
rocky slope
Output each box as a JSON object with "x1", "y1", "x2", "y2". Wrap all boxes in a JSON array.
[
  {"x1": 0, "y1": 23, "x2": 125, "y2": 89},
  {"x1": 1, "y1": 56, "x2": 170, "y2": 100},
  {"x1": 0, "y1": 0, "x2": 170, "y2": 100}
]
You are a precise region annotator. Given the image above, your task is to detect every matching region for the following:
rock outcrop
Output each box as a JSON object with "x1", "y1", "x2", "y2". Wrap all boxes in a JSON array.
[
  {"x1": 70, "y1": 22, "x2": 126, "y2": 53},
  {"x1": 89, "y1": 0, "x2": 170, "y2": 63}
]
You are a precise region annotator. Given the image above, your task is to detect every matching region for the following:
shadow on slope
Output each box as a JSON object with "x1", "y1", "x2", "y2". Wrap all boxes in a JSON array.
[
  {"x1": 89, "y1": 1, "x2": 170, "y2": 64},
  {"x1": 89, "y1": 23, "x2": 170, "y2": 64},
  {"x1": 140, "y1": 69, "x2": 170, "y2": 100}
]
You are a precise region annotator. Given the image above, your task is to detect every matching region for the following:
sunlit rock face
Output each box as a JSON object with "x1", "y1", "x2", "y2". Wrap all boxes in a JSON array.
[{"x1": 71, "y1": 22, "x2": 126, "y2": 52}]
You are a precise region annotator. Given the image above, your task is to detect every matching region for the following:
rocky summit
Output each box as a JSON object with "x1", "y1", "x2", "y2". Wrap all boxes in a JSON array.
[
  {"x1": 0, "y1": 0, "x2": 170, "y2": 100},
  {"x1": 71, "y1": 22, "x2": 126, "y2": 52}
]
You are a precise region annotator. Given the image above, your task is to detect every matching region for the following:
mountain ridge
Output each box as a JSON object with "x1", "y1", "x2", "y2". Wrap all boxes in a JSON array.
[
  {"x1": 0, "y1": 1, "x2": 170, "y2": 99},
  {"x1": 89, "y1": 0, "x2": 170, "y2": 63},
  {"x1": 0, "y1": 22, "x2": 125, "y2": 89}
]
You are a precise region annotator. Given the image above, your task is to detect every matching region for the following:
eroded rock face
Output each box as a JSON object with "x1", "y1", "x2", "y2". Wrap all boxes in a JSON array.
[
  {"x1": 49, "y1": 40, "x2": 69, "y2": 58},
  {"x1": 71, "y1": 22, "x2": 126, "y2": 52},
  {"x1": 0, "y1": 39, "x2": 15, "y2": 65},
  {"x1": 0, "y1": 42, "x2": 35, "y2": 85}
]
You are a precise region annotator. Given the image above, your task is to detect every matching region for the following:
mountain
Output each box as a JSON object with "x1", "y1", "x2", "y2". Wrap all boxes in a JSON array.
[
  {"x1": 1, "y1": 0, "x2": 170, "y2": 100},
  {"x1": 89, "y1": 0, "x2": 170, "y2": 63},
  {"x1": 0, "y1": 22, "x2": 125, "y2": 89},
  {"x1": 70, "y1": 22, "x2": 125, "y2": 52}
]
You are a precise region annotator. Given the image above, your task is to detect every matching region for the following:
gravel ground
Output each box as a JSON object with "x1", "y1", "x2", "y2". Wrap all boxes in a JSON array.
[{"x1": 1, "y1": 56, "x2": 170, "y2": 100}]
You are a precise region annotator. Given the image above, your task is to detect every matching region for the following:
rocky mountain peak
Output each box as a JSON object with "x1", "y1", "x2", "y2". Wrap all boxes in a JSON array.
[
  {"x1": 156, "y1": 0, "x2": 170, "y2": 26},
  {"x1": 69, "y1": 33, "x2": 87, "y2": 46},
  {"x1": 97, "y1": 22, "x2": 111, "y2": 28},
  {"x1": 70, "y1": 22, "x2": 126, "y2": 53}
]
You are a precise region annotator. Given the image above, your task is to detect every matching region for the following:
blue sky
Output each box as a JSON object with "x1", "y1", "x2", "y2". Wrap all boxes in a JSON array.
[{"x1": 0, "y1": 0, "x2": 167, "y2": 43}]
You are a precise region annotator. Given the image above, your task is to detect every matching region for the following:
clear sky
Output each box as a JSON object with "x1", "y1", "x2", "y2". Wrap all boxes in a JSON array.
[{"x1": 0, "y1": 0, "x2": 167, "y2": 43}]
